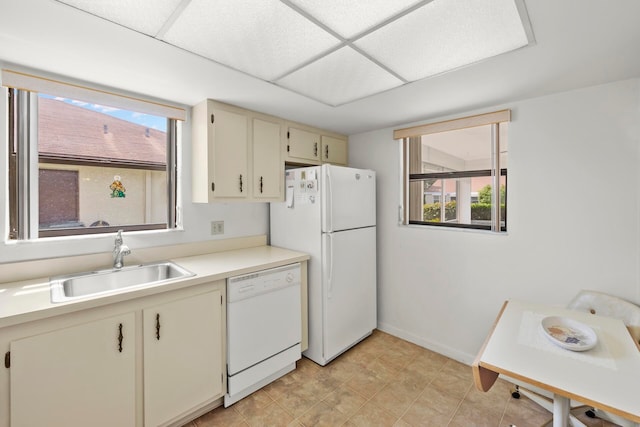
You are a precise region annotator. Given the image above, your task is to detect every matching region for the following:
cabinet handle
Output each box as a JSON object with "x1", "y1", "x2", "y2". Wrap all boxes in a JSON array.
[
  {"x1": 314, "y1": 142, "x2": 318, "y2": 157},
  {"x1": 156, "y1": 313, "x2": 161, "y2": 340},
  {"x1": 239, "y1": 174, "x2": 243, "y2": 192},
  {"x1": 325, "y1": 144, "x2": 329, "y2": 159},
  {"x1": 118, "y1": 323, "x2": 123, "y2": 353},
  {"x1": 259, "y1": 176, "x2": 264, "y2": 194}
]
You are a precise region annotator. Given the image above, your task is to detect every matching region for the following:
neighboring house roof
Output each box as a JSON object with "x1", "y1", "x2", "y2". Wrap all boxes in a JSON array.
[{"x1": 38, "y1": 97, "x2": 167, "y2": 169}]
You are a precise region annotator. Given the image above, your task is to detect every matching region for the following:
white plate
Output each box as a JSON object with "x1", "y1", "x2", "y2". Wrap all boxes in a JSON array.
[{"x1": 541, "y1": 316, "x2": 598, "y2": 351}]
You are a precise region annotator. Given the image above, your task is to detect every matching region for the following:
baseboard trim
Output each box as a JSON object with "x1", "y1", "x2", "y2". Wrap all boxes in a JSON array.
[{"x1": 377, "y1": 321, "x2": 476, "y2": 366}]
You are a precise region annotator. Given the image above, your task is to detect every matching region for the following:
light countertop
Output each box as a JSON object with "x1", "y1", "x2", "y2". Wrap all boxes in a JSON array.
[{"x1": 0, "y1": 245, "x2": 309, "y2": 329}]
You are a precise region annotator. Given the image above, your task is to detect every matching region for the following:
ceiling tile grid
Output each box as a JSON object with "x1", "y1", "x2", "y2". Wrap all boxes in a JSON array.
[
  {"x1": 162, "y1": 0, "x2": 342, "y2": 82},
  {"x1": 56, "y1": 0, "x2": 184, "y2": 37},
  {"x1": 276, "y1": 46, "x2": 404, "y2": 106},
  {"x1": 283, "y1": 0, "x2": 425, "y2": 39},
  {"x1": 354, "y1": 0, "x2": 530, "y2": 82},
  {"x1": 54, "y1": 0, "x2": 533, "y2": 106}
]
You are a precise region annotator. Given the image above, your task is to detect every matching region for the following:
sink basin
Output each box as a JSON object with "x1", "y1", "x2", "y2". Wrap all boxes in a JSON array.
[{"x1": 50, "y1": 262, "x2": 194, "y2": 303}]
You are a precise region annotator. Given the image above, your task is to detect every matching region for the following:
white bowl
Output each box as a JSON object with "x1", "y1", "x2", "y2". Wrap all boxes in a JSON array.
[{"x1": 541, "y1": 316, "x2": 598, "y2": 351}]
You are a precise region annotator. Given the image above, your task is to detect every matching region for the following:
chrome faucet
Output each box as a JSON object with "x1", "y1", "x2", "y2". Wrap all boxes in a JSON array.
[{"x1": 113, "y1": 230, "x2": 131, "y2": 269}]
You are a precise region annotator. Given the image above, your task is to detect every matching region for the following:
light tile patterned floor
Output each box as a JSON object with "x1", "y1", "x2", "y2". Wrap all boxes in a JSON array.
[{"x1": 186, "y1": 330, "x2": 620, "y2": 427}]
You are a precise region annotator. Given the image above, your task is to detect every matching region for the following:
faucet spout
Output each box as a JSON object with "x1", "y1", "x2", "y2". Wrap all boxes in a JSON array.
[{"x1": 113, "y1": 230, "x2": 131, "y2": 269}]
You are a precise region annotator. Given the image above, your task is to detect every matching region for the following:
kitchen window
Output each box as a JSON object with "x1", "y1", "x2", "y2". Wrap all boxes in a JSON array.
[
  {"x1": 396, "y1": 110, "x2": 510, "y2": 232},
  {"x1": 4, "y1": 69, "x2": 185, "y2": 239}
]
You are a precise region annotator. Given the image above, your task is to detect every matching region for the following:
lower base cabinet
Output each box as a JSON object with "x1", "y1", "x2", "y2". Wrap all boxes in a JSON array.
[
  {"x1": 143, "y1": 289, "x2": 223, "y2": 426},
  {"x1": 10, "y1": 313, "x2": 137, "y2": 427},
  {"x1": 2, "y1": 281, "x2": 225, "y2": 427}
]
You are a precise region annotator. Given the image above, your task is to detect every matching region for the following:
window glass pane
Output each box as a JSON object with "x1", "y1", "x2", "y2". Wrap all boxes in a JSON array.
[
  {"x1": 421, "y1": 125, "x2": 492, "y2": 172},
  {"x1": 37, "y1": 94, "x2": 169, "y2": 233},
  {"x1": 413, "y1": 175, "x2": 505, "y2": 227}
]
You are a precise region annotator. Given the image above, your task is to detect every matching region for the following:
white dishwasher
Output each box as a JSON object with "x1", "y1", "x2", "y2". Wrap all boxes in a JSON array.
[{"x1": 225, "y1": 263, "x2": 302, "y2": 407}]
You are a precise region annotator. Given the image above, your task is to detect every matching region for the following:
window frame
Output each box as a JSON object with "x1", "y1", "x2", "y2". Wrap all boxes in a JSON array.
[
  {"x1": 397, "y1": 110, "x2": 510, "y2": 233},
  {"x1": 7, "y1": 87, "x2": 180, "y2": 240},
  {"x1": 408, "y1": 168, "x2": 508, "y2": 231}
]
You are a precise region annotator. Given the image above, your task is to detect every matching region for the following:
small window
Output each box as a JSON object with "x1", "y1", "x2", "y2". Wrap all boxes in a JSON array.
[
  {"x1": 397, "y1": 110, "x2": 509, "y2": 232},
  {"x1": 4, "y1": 70, "x2": 184, "y2": 239}
]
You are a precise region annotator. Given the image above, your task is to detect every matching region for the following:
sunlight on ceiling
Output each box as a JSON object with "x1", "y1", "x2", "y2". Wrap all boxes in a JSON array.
[{"x1": 55, "y1": 0, "x2": 533, "y2": 106}]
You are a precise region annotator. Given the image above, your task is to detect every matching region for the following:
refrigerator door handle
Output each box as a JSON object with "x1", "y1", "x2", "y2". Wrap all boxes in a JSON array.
[
  {"x1": 326, "y1": 166, "x2": 333, "y2": 232},
  {"x1": 327, "y1": 233, "x2": 334, "y2": 299}
]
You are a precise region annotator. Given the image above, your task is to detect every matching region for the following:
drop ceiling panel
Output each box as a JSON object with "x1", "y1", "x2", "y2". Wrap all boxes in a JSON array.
[
  {"x1": 52, "y1": 0, "x2": 532, "y2": 107},
  {"x1": 276, "y1": 46, "x2": 404, "y2": 106},
  {"x1": 285, "y1": 0, "x2": 425, "y2": 39},
  {"x1": 354, "y1": 0, "x2": 529, "y2": 82},
  {"x1": 162, "y1": 0, "x2": 341, "y2": 81},
  {"x1": 56, "y1": 0, "x2": 184, "y2": 37}
]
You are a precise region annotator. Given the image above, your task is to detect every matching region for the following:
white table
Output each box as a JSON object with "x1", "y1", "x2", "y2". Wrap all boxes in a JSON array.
[{"x1": 472, "y1": 300, "x2": 640, "y2": 427}]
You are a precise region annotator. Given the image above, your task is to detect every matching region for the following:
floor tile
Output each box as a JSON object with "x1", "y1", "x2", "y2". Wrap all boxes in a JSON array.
[
  {"x1": 298, "y1": 400, "x2": 350, "y2": 427},
  {"x1": 347, "y1": 400, "x2": 400, "y2": 427},
  {"x1": 187, "y1": 329, "x2": 622, "y2": 427},
  {"x1": 401, "y1": 385, "x2": 462, "y2": 425},
  {"x1": 193, "y1": 406, "x2": 248, "y2": 427},
  {"x1": 322, "y1": 387, "x2": 367, "y2": 417},
  {"x1": 242, "y1": 401, "x2": 294, "y2": 427},
  {"x1": 369, "y1": 380, "x2": 425, "y2": 418}
]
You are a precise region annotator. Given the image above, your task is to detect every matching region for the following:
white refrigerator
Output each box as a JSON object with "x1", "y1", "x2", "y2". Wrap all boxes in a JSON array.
[{"x1": 270, "y1": 164, "x2": 376, "y2": 366}]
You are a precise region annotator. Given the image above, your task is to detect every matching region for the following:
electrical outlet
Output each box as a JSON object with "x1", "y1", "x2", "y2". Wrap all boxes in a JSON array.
[{"x1": 210, "y1": 220, "x2": 224, "y2": 235}]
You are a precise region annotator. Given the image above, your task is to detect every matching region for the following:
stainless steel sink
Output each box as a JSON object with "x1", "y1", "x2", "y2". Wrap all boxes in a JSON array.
[{"x1": 50, "y1": 262, "x2": 194, "y2": 303}]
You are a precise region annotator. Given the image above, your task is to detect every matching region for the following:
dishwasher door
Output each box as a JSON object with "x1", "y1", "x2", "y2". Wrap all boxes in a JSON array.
[{"x1": 227, "y1": 263, "x2": 301, "y2": 376}]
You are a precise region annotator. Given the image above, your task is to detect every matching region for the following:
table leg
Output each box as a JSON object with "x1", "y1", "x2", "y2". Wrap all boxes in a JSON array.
[{"x1": 552, "y1": 394, "x2": 569, "y2": 427}]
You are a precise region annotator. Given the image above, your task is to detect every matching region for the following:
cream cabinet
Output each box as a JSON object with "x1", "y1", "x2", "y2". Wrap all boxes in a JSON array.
[
  {"x1": 284, "y1": 124, "x2": 348, "y2": 166},
  {"x1": 285, "y1": 127, "x2": 321, "y2": 165},
  {"x1": 192, "y1": 100, "x2": 283, "y2": 202},
  {"x1": 192, "y1": 101, "x2": 249, "y2": 201},
  {"x1": 321, "y1": 135, "x2": 348, "y2": 165},
  {"x1": 143, "y1": 289, "x2": 224, "y2": 427},
  {"x1": 1, "y1": 281, "x2": 226, "y2": 427},
  {"x1": 10, "y1": 313, "x2": 136, "y2": 427},
  {"x1": 192, "y1": 99, "x2": 349, "y2": 202},
  {"x1": 252, "y1": 117, "x2": 283, "y2": 200}
]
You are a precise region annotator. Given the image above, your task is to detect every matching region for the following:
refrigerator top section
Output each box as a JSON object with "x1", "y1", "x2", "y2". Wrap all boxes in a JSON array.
[{"x1": 282, "y1": 165, "x2": 376, "y2": 233}]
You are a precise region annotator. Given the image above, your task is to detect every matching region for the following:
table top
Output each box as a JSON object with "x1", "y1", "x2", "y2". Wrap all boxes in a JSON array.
[{"x1": 472, "y1": 299, "x2": 640, "y2": 423}]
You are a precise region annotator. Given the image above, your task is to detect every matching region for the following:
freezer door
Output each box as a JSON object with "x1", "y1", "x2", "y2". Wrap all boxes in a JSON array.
[
  {"x1": 270, "y1": 166, "x2": 322, "y2": 252},
  {"x1": 322, "y1": 165, "x2": 376, "y2": 232},
  {"x1": 322, "y1": 226, "x2": 376, "y2": 363}
]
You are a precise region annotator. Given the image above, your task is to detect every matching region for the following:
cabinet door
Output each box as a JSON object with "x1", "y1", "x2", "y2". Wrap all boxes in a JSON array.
[
  {"x1": 253, "y1": 117, "x2": 283, "y2": 200},
  {"x1": 287, "y1": 127, "x2": 321, "y2": 163},
  {"x1": 321, "y1": 136, "x2": 348, "y2": 165},
  {"x1": 211, "y1": 107, "x2": 249, "y2": 198},
  {"x1": 10, "y1": 313, "x2": 136, "y2": 427},
  {"x1": 143, "y1": 290, "x2": 223, "y2": 427}
]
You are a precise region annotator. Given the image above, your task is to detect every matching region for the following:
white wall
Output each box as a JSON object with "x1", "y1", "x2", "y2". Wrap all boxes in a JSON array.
[
  {"x1": 0, "y1": 98, "x2": 269, "y2": 264},
  {"x1": 348, "y1": 78, "x2": 640, "y2": 364}
]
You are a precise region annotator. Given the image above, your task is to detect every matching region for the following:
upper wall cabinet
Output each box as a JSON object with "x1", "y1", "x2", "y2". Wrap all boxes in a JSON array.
[
  {"x1": 253, "y1": 116, "x2": 284, "y2": 200},
  {"x1": 286, "y1": 127, "x2": 321, "y2": 165},
  {"x1": 284, "y1": 124, "x2": 348, "y2": 166},
  {"x1": 192, "y1": 100, "x2": 284, "y2": 203},
  {"x1": 192, "y1": 99, "x2": 348, "y2": 203},
  {"x1": 321, "y1": 135, "x2": 348, "y2": 165}
]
